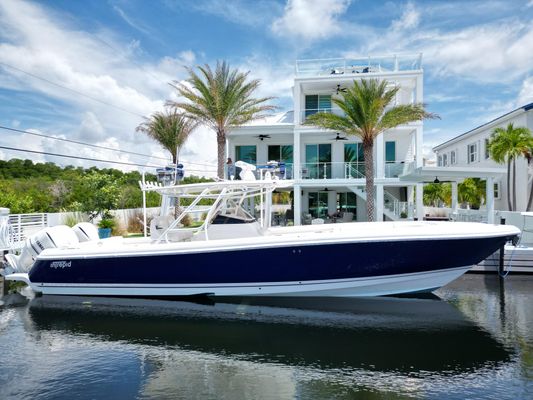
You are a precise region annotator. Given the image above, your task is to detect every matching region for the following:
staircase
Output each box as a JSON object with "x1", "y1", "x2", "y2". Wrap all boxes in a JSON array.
[{"x1": 349, "y1": 187, "x2": 413, "y2": 221}]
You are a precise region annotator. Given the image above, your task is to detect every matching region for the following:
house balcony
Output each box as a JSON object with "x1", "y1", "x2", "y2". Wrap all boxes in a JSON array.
[{"x1": 295, "y1": 54, "x2": 423, "y2": 78}]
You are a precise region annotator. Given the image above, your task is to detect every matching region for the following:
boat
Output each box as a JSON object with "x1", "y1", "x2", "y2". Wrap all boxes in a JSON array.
[{"x1": 1, "y1": 174, "x2": 520, "y2": 298}]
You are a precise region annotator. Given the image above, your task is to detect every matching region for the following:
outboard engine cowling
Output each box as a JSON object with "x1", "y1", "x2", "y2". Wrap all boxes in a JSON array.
[
  {"x1": 5, "y1": 225, "x2": 79, "y2": 273},
  {"x1": 72, "y1": 222, "x2": 99, "y2": 242}
]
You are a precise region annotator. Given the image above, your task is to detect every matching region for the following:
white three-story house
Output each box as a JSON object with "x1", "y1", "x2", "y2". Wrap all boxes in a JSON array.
[{"x1": 227, "y1": 54, "x2": 426, "y2": 225}]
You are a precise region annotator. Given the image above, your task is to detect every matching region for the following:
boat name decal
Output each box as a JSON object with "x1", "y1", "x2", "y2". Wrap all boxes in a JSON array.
[{"x1": 50, "y1": 260, "x2": 72, "y2": 269}]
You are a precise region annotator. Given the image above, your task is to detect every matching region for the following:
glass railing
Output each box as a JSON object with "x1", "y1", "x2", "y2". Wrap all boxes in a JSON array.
[
  {"x1": 300, "y1": 108, "x2": 344, "y2": 124},
  {"x1": 295, "y1": 54, "x2": 423, "y2": 77},
  {"x1": 344, "y1": 162, "x2": 365, "y2": 179},
  {"x1": 226, "y1": 161, "x2": 411, "y2": 180},
  {"x1": 224, "y1": 162, "x2": 293, "y2": 180},
  {"x1": 385, "y1": 161, "x2": 411, "y2": 178},
  {"x1": 300, "y1": 162, "x2": 332, "y2": 179}
]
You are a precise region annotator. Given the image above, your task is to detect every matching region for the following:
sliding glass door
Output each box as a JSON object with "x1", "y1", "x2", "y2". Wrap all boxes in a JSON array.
[{"x1": 305, "y1": 144, "x2": 331, "y2": 179}]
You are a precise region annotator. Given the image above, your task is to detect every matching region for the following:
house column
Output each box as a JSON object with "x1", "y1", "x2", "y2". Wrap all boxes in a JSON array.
[
  {"x1": 293, "y1": 130, "x2": 301, "y2": 180},
  {"x1": 415, "y1": 125, "x2": 423, "y2": 168},
  {"x1": 407, "y1": 185, "x2": 414, "y2": 219},
  {"x1": 376, "y1": 184, "x2": 384, "y2": 221},
  {"x1": 486, "y1": 176, "x2": 495, "y2": 224},
  {"x1": 451, "y1": 181, "x2": 458, "y2": 214},
  {"x1": 294, "y1": 185, "x2": 302, "y2": 226},
  {"x1": 376, "y1": 134, "x2": 384, "y2": 178},
  {"x1": 416, "y1": 183, "x2": 424, "y2": 220}
]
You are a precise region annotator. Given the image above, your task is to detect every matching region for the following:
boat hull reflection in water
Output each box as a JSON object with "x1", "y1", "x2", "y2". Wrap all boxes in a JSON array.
[{"x1": 28, "y1": 295, "x2": 509, "y2": 374}]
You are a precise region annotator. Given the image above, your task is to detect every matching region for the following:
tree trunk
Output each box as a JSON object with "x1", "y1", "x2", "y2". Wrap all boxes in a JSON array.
[
  {"x1": 527, "y1": 173, "x2": 533, "y2": 211},
  {"x1": 506, "y1": 158, "x2": 512, "y2": 211},
  {"x1": 513, "y1": 158, "x2": 517, "y2": 211},
  {"x1": 216, "y1": 129, "x2": 226, "y2": 179},
  {"x1": 363, "y1": 141, "x2": 375, "y2": 222}
]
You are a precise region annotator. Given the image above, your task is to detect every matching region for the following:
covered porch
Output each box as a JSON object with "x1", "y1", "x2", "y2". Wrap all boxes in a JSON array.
[{"x1": 400, "y1": 166, "x2": 506, "y2": 224}]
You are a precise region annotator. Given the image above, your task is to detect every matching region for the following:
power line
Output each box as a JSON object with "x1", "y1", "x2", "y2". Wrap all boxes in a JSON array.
[
  {"x1": 0, "y1": 61, "x2": 146, "y2": 118},
  {"x1": 0, "y1": 145, "x2": 216, "y2": 173},
  {"x1": 0, "y1": 125, "x2": 218, "y2": 167},
  {"x1": 0, "y1": 125, "x2": 168, "y2": 161},
  {"x1": 0, "y1": 144, "x2": 164, "y2": 169}
]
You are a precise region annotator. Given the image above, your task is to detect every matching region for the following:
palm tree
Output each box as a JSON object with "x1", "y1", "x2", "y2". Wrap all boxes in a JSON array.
[
  {"x1": 169, "y1": 61, "x2": 276, "y2": 178},
  {"x1": 458, "y1": 178, "x2": 485, "y2": 209},
  {"x1": 488, "y1": 123, "x2": 533, "y2": 211},
  {"x1": 136, "y1": 108, "x2": 197, "y2": 164},
  {"x1": 306, "y1": 79, "x2": 438, "y2": 221}
]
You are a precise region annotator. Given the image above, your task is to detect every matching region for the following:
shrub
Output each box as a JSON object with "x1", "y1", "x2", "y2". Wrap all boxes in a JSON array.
[{"x1": 127, "y1": 210, "x2": 144, "y2": 233}]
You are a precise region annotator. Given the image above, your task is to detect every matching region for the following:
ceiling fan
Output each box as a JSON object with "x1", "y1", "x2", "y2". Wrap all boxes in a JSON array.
[
  {"x1": 330, "y1": 132, "x2": 348, "y2": 141},
  {"x1": 256, "y1": 134, "x2": 271, "y2": 141},
  {"x1": 336, "y1": 84, "x2": 347, "y2": 95},
  {"x1": 423, "y1": 176, "x2": 453, "y2": 184}
]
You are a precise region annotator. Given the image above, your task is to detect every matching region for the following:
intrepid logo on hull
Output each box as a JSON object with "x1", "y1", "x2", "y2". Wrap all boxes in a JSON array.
[{"x1": 50, "y1": 260, "x2": 72, "y2": 269}]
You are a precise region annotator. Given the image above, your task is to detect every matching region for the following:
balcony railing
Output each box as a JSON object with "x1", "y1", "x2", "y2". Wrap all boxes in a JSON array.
[
  {"x1": 300, "y1": 108, "x2": 344, "y2": 124},
  {"x1": 295, "y1": 54, "x2": 423, "y2": 77},
  {"x1": 225, "y1": 161, "x2": 413, "y2": 180}
]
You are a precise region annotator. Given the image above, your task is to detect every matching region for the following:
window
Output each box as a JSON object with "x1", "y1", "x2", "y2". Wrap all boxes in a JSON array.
[
  {"x1": 450, "y1": 150, "x2": 456, "y2": 165},
  {"x1": 485, "y1": 138, "x2": 490, "y2": 159},
  {"x1": 438, "y1": 155, "x2": 443, "y2": 167},
  {"x1": 385, "y1": 141, "x2": 396, "y2": 162},
  {"x1": 305, "y1": 144, "x2": 331, "y2": 178},
  {"x1": 494, "y1": 182, "x2": 500, "y2": 199},
  {"x1": 337, "y1": 192, "x2": 357, "y2": 220},
  {"x1": 235, "y1": 145, "x2": 256, "y2": 164},
  {"x1": 442, "y1": 153, "x2": 448, "y2": 166},
  {"x1": 468, "y1": 143, "x2": 478, "y2": 164},
  {"x1": 268, "y1": 145, "x2": 293, "y2": 163},
  {"x1": 344, "y1": 143, "x2": 365, "y2": 178},
  {"x1": 305, "y1": 95, "x2": 331, "y2": 118},
  {"x1": 308, "y1": 192, "x2": 329, "y2": 218}
]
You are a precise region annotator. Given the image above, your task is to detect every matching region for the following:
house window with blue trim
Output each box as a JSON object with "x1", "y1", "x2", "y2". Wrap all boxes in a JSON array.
[{"x1": 305, "y1": 95, "x2": 331, "y2": 118}]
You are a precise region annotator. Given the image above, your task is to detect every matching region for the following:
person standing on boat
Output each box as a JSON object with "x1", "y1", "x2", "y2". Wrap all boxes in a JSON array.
[{"x1": 226, "y1": 158, "x2": 236, "y2": 180}]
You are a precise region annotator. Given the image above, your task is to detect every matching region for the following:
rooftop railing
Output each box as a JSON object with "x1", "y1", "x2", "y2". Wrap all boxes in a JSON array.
[{"x1": 295, "y1": 54, "x2": 423, "y2": 77}]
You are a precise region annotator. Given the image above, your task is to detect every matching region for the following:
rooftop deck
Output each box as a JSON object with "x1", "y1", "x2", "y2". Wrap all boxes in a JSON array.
[{"x1": 295, "y1": 54, "x2": 423, "y2": 77}]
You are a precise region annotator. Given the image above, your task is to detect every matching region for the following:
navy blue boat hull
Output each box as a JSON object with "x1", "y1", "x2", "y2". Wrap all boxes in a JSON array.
[{"x1": 29, "y1": 236, "x2": 508, "y2": 286}]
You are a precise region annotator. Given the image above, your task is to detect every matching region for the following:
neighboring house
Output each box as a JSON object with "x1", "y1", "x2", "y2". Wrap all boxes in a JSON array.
[
  {"x1": 228, "y1": 54, "x2": 426, "y2": 225},
  {"x1": 433, "y1": 103, "x2": 533, "y2": 212}
]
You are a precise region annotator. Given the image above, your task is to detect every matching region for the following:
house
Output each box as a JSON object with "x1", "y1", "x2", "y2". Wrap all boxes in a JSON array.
[
  {"x1": 433, "y1": 103, "x2": 533, "y2": 212},
  {"x1": 227, "y1": 54, "x2": 427, "y2": 225}
]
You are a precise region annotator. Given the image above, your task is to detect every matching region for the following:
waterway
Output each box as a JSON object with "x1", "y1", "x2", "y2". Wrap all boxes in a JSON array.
[{"x1": 0, "y1": 274, "x2": 532, "y2": 399}]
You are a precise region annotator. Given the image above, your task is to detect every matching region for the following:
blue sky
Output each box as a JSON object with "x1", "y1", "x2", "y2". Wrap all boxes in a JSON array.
[{"x1": 0, "y1": 0, "x2": 532, "y2": 175}]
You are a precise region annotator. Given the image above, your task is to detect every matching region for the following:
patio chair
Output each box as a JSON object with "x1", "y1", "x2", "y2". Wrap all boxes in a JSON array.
[{"x1": 340, "y1": 212, "x2": 354, "y2": 222}]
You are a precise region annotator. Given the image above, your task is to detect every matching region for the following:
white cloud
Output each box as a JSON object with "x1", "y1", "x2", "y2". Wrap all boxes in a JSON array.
[
  {"x1": 517, "y1": 77, "x2": 533, "y2": 105},
  {"x1": 271, "y1": 0, "x2": 351, "y2": 42},
  {"x1": 0, "y1": 0, "x2": 218, "y2": 176},
  {"x1": 427, "y1": 21, "x2": 533, "y2": 82},
  {"x1": 391, "y1": 2, "x2": 420, "y2": 31},
  {"x1": 112, "y1": 5, "x2": 150, "y2": 35}
]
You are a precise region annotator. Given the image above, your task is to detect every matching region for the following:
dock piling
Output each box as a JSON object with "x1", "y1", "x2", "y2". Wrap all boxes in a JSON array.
[{"x1": 499, "y1": 218, "x2": 506, "y2": 276}]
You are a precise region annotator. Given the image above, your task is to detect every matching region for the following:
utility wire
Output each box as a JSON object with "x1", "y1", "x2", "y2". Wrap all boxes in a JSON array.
[
  {"x1": 0, "y1": 125, "x2": 218, "y2": 167},
  {"x1": 0, "y1": 144, "x2": 164, "y2": 169},
  {"x1": 0, "y1": 125, "x2": 168, "y2": 161},
  {"x1": 0, "y1": 61, "x2": 146, "y2": 118}
]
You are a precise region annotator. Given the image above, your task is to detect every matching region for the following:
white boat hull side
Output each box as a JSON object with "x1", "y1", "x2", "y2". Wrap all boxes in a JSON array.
[{"x1": 27, "y1": 266, "x2": 471, "y2": 297}]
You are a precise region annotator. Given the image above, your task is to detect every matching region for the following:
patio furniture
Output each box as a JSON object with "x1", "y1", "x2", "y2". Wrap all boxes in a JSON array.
[
  {"x1": 340, "y1": 212, "x2": 354, "y2": 222},
  {"x1": 311, "y1": 218, "x2": 325, "y2": 225}
]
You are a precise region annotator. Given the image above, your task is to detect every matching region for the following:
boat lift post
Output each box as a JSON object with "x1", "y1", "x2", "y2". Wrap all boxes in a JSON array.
[{"x1": 142, "y1": 171, "x2": 147, "y2": 238}]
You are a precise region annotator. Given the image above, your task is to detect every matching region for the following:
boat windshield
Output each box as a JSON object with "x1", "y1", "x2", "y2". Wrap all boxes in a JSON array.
[{"x1": 139, "y1": 179, "x2": 293, "y2": 243}]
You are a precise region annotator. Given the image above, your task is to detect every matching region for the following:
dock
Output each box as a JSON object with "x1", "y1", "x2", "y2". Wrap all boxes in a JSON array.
[{"x1": 472, "y1": 245, "x2": 533, "y2": 274}]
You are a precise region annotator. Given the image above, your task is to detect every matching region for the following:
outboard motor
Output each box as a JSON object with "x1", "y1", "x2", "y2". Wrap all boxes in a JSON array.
[
  {"x1": 72, "y1": 222, "x2": 99, "y2": 242},
  {"x1": 4, "y1": 225, "x2": 79, "y2": 273}
]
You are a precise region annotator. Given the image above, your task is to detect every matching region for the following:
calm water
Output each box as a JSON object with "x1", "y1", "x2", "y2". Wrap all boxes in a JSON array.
[{"x1": 1, "y1": 274, "x2": 533, "y2": 400}]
